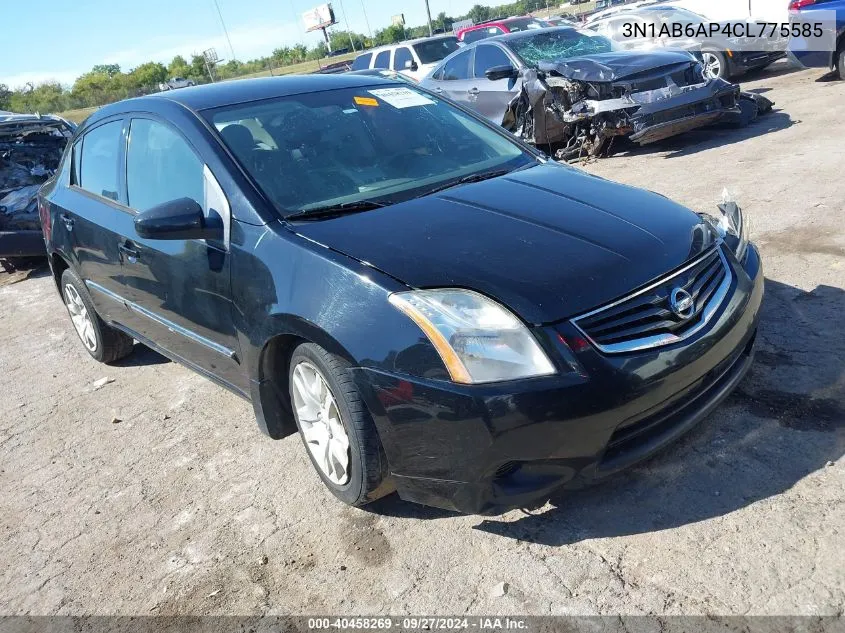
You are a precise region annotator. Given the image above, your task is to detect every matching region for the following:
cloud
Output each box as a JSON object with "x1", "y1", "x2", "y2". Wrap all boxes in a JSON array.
[
  {"x1": 1, "y1": 20, "x2": 311, "y2": 89},
  {"x1": 107, "y1": 20, "x2": 311, "y2": 68},
  {"x1": 1, "y1": 70, "x2": 84, "y2": 90}
]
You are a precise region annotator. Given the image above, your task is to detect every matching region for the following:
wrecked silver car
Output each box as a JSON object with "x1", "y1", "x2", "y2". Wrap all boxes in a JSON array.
[
  {"x1": 0, "y1": 112, "x2": 75, "y2": 269},
  {"x1": 421, "y1": 27, "x2": 773, "y2": 161}
]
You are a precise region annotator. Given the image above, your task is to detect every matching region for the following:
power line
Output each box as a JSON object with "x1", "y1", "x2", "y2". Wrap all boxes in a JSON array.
[
  {"x1": 211, "y1": 0, "x2": 236, "y2": 60},
  {"x1": 359, "y1": 0, "x2": 373, "y2": 39},
  {"x1": 335, "y1": 0, "x2": 358, "y2": 51}
]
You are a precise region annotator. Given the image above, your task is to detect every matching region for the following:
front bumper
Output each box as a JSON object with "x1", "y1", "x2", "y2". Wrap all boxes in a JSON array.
[
  {"x1": 629, "y1": 81, "x2": 741, "y2": 145},
  {"x1": 353, "y1": 243, "x2": 764, "y2": 515}
]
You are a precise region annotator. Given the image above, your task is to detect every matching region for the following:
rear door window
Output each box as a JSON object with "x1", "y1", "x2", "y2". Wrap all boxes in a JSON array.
[
  {"x1": 77, "y1": 120, "x2": 122, "y2": 201},
  {"x1": 373, "y1": 49, "x2": 391, "y2": 69},
  {"x1": 442, "y1": 49, "x2": 472, "y2": 80}
]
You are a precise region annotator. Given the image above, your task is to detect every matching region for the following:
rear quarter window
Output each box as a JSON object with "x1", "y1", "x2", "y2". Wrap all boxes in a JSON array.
[{"x1": 351, "y1": 52, "x2": 372, "y2": 70}]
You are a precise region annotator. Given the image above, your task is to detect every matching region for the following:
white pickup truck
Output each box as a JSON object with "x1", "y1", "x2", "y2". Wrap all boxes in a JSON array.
[{"x1": 158, "y1": 77, "x2": 195, "y2": 91}]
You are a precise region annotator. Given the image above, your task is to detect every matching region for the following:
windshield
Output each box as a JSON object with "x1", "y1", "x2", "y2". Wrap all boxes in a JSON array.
[
  {"x1": 413, "y1": 37, "x2": 460, "y2": 64},
  {"x1": 206, "y1": 85, "x2": 534, "y2": 216},
  {"x1": 504, "y1": 18, "x2": 551, "y2": 32},
  {"x1": 509, "y1": 29, "x2": 615, "y2": 66}
]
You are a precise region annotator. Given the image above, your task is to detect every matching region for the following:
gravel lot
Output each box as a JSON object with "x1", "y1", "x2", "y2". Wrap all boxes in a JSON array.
[{"x1": 1, "y1": 62, "x2": 843, "y2": 617}]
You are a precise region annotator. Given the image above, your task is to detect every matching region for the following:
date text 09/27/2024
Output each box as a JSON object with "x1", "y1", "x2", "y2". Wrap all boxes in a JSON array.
[{"x1": 307, "y1": 617, "x2": 529, "y2": 630}]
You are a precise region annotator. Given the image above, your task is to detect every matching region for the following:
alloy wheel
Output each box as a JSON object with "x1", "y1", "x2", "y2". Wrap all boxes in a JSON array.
[
  {"x1": 291, "y1": 361, "x2": 350, "y2": 485},
  {"x1": 702, "y1": 52, "x2": 722, "y2": 79},
  {"x1": 64, "y1": 284, "x2": 98, "y2": 352}
]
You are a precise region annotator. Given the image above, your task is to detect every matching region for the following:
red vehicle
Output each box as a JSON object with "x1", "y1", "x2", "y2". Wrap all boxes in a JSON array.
[{"x1": 455, "y1": 16, "x2": 551, "y2": 43}]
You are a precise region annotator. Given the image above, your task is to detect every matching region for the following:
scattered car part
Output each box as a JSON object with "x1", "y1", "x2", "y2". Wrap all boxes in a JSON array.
[{"x1": 0, "y1": 112, "x2": 75, "y2": 269}]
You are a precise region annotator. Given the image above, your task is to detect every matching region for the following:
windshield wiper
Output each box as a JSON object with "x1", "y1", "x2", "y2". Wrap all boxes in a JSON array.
[
  {"x1": 285, "y1": 200, "x2": 386, "y2": 221},
  {"x1": 423, "y1": 168, "x2": 514, "y2": 197}
]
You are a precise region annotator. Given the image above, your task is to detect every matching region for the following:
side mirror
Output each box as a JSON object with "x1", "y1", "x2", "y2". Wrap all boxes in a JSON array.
[
  {"x1": 404, "y1": 59, "x2": 419, "y2": 71},
  {"x1": 485, "y1": 65, "x2": 518, "y2": 81},
  {"x1": 134, "y1": 198, "x2": 222, "y2": 241}
]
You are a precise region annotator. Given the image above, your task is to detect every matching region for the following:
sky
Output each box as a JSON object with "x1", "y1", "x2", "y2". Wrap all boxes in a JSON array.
[{"x1": 2, "y1": 0, "x2": 483, "y2": 89}]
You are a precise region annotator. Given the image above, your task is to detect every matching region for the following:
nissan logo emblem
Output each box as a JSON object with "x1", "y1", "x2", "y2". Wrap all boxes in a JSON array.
[{"x1": 670, "y1": 288, "x2": 695, "y2": 319}]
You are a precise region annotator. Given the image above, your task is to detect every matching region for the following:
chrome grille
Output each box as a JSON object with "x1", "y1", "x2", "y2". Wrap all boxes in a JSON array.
[{"x1": 572, "y1": 247, "x2": 732, "y2": 354}]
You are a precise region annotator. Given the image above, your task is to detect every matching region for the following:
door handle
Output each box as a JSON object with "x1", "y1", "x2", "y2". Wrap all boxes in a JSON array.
[
  {"x1": 433, "y1": 86, "x2": 443, "y2": 93},
  {"x1": 468, "y1": 87, "x2": 480, "y2": 95},
  {"x1": 60, "y1": 213, "x2": 74, "y2": 231},
  {"x1": 118, "y1": 242, "x2": 140, "y2": 264}
]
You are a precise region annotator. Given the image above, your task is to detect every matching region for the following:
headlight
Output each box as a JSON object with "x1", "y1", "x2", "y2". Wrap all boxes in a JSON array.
[
  {"x1": 705, "y1": 189, "x2": 748, "y2": 261},
  {"x1": 388, "y1": 289, "x2": 556, "y2": 384}
]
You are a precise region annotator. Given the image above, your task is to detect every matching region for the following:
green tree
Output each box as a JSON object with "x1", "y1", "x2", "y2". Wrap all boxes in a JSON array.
[
  {"x1": 373, "y1": 24, "x2": 405, "y2": 45},
  {"x1": 189, "y1": 54, "x2": 212, "y2": 82},
  {"x1": 167, "y1": 55, "x2": 191, "y2": 78},
  {"x1": 0, "y1": 83, "x2": 11, "y2": 111},
  {"x1": 328, "y1": 30, "x2": 366, "y2": 53},
  {"x1": 71, "y1": 71, "x2": 115, "y2": 108},
  {"x1": 467, "y1": 4, "x2": 492, "y2": 23},
  {"x1": 91, "y1": 63, "x2": 121, "y2": 77},
  {"x1": 129, "y1": 62, "x2": 168, "y2": 89}
]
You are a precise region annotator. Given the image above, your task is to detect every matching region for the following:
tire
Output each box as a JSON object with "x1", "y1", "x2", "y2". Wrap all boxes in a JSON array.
[
  {"x1": 60, "y1": 268, "x2": 134, "y2": 364},
  {"x1": 288, "y1": 342, "x2": 391, "y2": 506},
  {"x1": 701, "y1": 50, "x2": 730, "y2": 80},
  {"x1": 837, "y1": 44, "x2": 844, "y2": 81}
]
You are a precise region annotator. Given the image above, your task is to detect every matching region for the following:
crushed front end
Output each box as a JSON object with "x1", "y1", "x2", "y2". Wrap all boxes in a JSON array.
[
  {"x1": 0, "y1": 113, "x2": 74, "y2": 267},
  {"x1": 504, "y1": 53, "x2": 772, "y2": 161}
]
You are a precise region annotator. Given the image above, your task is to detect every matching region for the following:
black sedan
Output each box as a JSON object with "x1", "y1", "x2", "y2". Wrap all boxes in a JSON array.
[{"x1": 39, "y1": 75, "x2": 762, "y2": 514}]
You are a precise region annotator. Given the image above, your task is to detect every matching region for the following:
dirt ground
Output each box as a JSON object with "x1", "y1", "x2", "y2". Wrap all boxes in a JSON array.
[{"x1": 1, "y1": 61, "x2": 843, "y2": 617}]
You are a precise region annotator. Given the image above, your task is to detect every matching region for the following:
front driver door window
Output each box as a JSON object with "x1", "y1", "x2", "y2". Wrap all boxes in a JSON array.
[{"x1": 122, "y1": 117, "x2": 243, "y2": 389}]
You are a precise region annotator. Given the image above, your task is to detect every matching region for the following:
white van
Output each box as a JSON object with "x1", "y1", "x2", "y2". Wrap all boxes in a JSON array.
[{"x1": 350, "y1": 35, "x2": 461, "y2": 82}]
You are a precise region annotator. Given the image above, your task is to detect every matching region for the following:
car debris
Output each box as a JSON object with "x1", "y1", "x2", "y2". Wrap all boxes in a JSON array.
[
  {"x1": 502, "y1": 50, "x2": 774, "y2": 161},
  {"x1": 1, "y1": 112, "x2": 75, "y2": 270}
]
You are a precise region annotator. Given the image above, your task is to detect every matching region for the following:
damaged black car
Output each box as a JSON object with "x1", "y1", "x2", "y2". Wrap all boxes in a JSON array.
[
  {"x1": 421, "y1": 27, "x2": 773, "y2": 161},
  {"x1": 0, "y1": 111, "x2": 75, "y2": 270}
]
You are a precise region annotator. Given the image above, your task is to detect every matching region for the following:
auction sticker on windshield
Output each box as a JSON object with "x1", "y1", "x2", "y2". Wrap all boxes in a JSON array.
[{"x1": 368, "y1": 87, "x2": 435, "y2": 108}]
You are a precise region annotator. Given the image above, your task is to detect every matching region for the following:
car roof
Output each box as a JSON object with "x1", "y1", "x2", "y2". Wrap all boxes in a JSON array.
[
  {"x1": 488, "y1": 25, "x2": 578, "y2": 43},
  {"x1": 361, "y1": 34, "x2": 458, "y2": 55},
  {"x1": 87, "y1": 74, "x2": 398, "y2": 123},
  {"x1": 460, "y1": 15, "x2": 544, "y2": 31}
]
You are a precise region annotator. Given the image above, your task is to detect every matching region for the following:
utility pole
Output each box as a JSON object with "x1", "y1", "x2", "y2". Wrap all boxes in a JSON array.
[
  {"x1": 212, "y1": 0, "x2": 236, "y2": 60},
  {"x1": 336, "y1": 0, "x2": 357, "y2": 51},
  {"x1": 424, "y1": 0, "x2": 433, "y2": 36}
]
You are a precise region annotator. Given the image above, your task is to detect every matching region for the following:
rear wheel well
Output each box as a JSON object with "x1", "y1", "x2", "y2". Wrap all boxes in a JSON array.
[{"x1": 50, "y1": 253, "x2": 69, "y2": 292}]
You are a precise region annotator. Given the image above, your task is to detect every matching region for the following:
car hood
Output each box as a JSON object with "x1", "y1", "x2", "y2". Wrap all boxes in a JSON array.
[
  {"x1": 291, "y1": 163, "x2": 717, "y2": 324},
  {"x1": 538, "y1": 49, "x2": 697, "y2": 83}
]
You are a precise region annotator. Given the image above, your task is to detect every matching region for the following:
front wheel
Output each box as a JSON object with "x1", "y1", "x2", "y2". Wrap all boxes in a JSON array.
[
  {"x1": 701, "y1": 50, "x2": 729, "y2": 80},
  {"x1": 288, "y1": 343, "x2": 391, "y2": 506},
  {"x1": 837, "y1": 44, "x2": 844, "y2": 81}
]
